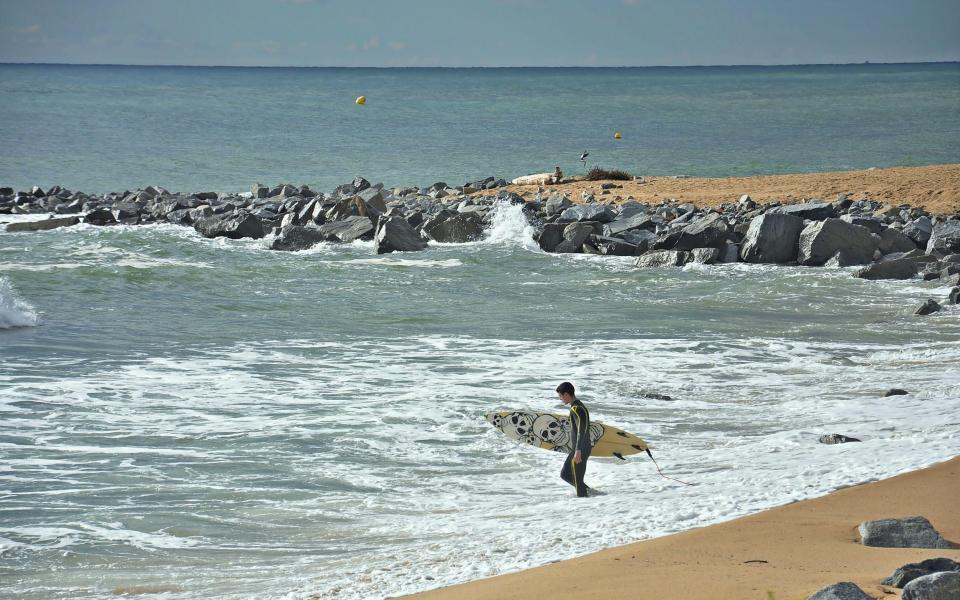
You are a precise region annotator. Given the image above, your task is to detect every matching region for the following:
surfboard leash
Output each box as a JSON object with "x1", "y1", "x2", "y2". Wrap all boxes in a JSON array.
[{"x1": 645, "y1": 448, "x2": 695, "y2": 486}]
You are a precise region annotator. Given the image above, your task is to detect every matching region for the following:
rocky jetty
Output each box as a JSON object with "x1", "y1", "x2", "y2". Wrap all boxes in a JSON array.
[{"x1": 3, "y1": 180, "x2": 959, "y2": 299}]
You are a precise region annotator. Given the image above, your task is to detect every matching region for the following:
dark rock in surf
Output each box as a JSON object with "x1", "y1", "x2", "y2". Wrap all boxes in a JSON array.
[
  {"x1": 423, "y1": 212, "x2": 485, "y2": 243},
  {"x1": 798, "y1": 219, "x2": 878, "y2": 266},
  {"x1": 635, "y1": 250, "x2": 688, "y2": 267},
  {"x1": 739, "y1": 213, "x2": 804, "y2": 263},
  {"x1": 654, "y1": 212, "x2": 731, "y2": 251},
  {"x1": 949, "y1": 287, "x2": 960, "y2": 305},
  {"x1": 374, "y1": 215, "x2": 428, "y2": 254},
  {"x1": 855, "y1": 258, "x2": 920, "y2": 283},
  {"x1": 318, "y1": 216, "x2": 374, "y2": 243},
  {"x1": 555, "y1": 222, "x2": 599, "y2": 253},
  {"x1": 537, "y1": 222, "x2": 566, "y2": 252},
  {"x1": 84, "y1": 207, "x2": 118, "y2": 226},
  {"x1": 914, "y1": 299, "x2": 942, "y2": 315},
  {"x1": 583, "y1": 234, "x2": 637, "y2": 256},
  {"x1": 818, "y1": 434, "x2": 861, "y2": 445},
  {"x1": 270, "y1": 224, "x2": 330, "y2": 251},
  {"x1": 5, "y1": 216, "x2": 80, "y2": 232},
  {"x1": 194, "y1": 212, "x2": 264, "y2": 240},
  {"x1": 688, "y1": 247, "x2": 720, "y2": 264}
]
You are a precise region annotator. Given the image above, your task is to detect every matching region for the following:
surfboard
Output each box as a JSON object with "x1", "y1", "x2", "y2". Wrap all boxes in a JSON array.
[{"x1": 485, "y1": 410, "x2": 650, "y2": 459}]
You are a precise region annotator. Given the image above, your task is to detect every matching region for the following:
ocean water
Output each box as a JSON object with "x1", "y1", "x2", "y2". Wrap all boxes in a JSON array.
[
  {"x1": 3, "y1": 63, "x2": 960, "y2": 599},
  {"x1": 1, "y1": 204, "x2": 960, "y2": 599},
  {"x1": 1, "y1": 63, "x2": 959, "y2": 193}
]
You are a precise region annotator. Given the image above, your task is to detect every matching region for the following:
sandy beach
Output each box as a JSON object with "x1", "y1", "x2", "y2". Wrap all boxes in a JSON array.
[
  {"x1": 493, "y1": 164, "x2": 960, "y2": 216},
  {"x1": 405, "y1": 457, "x2": 960, "y2": 600}
]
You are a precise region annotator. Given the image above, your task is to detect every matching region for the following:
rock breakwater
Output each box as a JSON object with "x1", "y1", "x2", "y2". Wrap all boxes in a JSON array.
[{"x1": 3, "y1": 179, "x2": 960, "y2": 305}]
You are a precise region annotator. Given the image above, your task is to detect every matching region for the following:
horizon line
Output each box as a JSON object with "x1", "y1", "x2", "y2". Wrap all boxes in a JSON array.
[{"x1": 1, "y1": 60, "x2": 959, "y2": 69}]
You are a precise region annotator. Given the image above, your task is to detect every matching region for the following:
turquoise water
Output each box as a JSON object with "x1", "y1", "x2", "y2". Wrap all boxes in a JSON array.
[{"x1": 1, "y1": 63, "x2": 959, "y2": 193}]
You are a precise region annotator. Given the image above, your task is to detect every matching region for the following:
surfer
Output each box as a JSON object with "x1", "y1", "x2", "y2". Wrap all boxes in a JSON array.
[{"x1": 556, "y1": 382, "x2": 592, "y2": 497}]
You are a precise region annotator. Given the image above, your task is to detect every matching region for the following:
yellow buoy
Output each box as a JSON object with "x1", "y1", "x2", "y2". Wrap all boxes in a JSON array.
[
  {"x1": 355, "y1": 95, "x2": 366, "y2": 105},
  {"x1": 614, "y1": 131, "x2": 622, "y2": 139}
]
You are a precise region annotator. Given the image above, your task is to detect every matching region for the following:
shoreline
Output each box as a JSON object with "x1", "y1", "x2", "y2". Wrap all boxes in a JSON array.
[{"x1": 403, "y1": 457, "x2": 960, "y2": 600}]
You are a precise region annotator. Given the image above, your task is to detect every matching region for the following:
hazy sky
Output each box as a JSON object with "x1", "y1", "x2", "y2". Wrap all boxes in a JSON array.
[{"x1": 2, "y1": 0, "x2": 959, "y2": 67}]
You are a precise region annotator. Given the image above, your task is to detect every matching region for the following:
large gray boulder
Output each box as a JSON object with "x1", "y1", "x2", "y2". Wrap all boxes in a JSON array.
[
  {"x1": 555, "y1": 222, "x2": 598, "y2": 253},
  {"x1": 374, "y1": 215, "x2": 428, "y2": 254},
  {"x1": 635, "y1": 250, "x2": 687, "y2": 267},
  {"x1": 5, "y1": 216, "x2": 80, "y2": 232},
  {"x1": 770, "y1": 200, "x2": 836, "y2": 221},
  {"x1": 558, "y1": 203, "x2": 615, "y2": 223},
  {"x1": 902, "y1": 571, "x2": 960, "y2": 600},
  {"x1": 882, "y1": 558, "x2": 960, "y2": 588},
  {"x1": 270, "y1": 224, "x2": 329, "y2": 251},
  {"x1": 903, "y1": 216, "x2": 933, "y2": 246},
  {"x1": 688, "y1": 247, "x2": 720, "y2": 264},
  {"x1": 739, "y1": 212, "x2": 804, "y2": 263},
  {"x1": 318, "y1": 216, "x2": 374, "y2": 243},
  {"x1": 604, "y1": 212, "x2": 659, "y2": 236},
  {"x1": 357, "y1": 187, "x2": 388, "y2": 215},
  {"x1": 854, "y1": 258, "x2": 921, "y2": 280},
  {"x1": 84, "y1": 207, "x2": 118, "y2": 226},
  {"x1": 537, "y1": 222, "x2": 566, "y2": 252},
  {"x1": 798, "y1": 219, "x2": 878, "y2": 266},
  {"x1": 654, "y1": 212, "x2": 731, "y2": 251},
  {"x1": 807, "y1": 582, "x2": 872, "y2": 600},
  {"x1": 859, "y1": 516, "x2": 953, "y2": 548},
  {"x1": 326, "y1": 196, "x2": 369, "y2": 221},
  {"x1": 544, "y1": 194, "x2": 572, "y2": 217},
  {"x1": 422, "y1": 212, "x2": 484, "y2": 243},
  {"x1": 583, "y1": 234, "x2": 637, "y2": 256},
  {"x1": 927, "y1": 220, "x2": 960, "y2": 255},
  {"x1": 878, "y1": 227, "x2": 919, "y2": 255},
  {"x1": 840, "y1": 215, "x2": 882, "y2": 234},
  {"x1": 194, "y1": 212, "x2": 264, "y2": 240}
]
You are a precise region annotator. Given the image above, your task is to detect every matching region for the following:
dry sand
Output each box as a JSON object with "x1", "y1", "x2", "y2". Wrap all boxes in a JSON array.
[
  {"x1": 487, "y1": 164, "x2": 960, "y2": 216},
  {"x1": 404, "y1": 457, "x2": 960, "y2": 600}
]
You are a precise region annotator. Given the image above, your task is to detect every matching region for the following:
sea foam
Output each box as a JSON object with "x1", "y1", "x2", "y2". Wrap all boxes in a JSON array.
[{"x1": 0, "y1": 278, "x2": 39, "y2": 329}]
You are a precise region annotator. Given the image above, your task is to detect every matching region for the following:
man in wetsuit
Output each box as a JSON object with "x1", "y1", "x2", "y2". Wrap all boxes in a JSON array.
[{"x1": 557, "y1": 381, "x2": 592, "y2": 497}]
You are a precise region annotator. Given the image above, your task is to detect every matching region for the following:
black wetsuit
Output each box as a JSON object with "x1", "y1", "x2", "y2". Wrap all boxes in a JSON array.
[{"x1": 560, "y1": 398, "x2": 591, "y2": 497}]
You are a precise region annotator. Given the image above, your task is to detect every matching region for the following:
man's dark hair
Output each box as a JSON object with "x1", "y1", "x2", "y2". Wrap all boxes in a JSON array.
[{"x1": 556, "y1": 381, "x2": 575, "y2": 396}]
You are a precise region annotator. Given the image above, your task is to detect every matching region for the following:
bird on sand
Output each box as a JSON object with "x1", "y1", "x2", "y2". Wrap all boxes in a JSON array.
[{"x1": 579, "y1": 151, "x2": 589, "y2": 166}]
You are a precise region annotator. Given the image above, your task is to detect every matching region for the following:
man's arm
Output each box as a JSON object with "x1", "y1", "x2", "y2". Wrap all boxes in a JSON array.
[{"x1": 571, "y1": 405, "x2": 591, "y2": 458}]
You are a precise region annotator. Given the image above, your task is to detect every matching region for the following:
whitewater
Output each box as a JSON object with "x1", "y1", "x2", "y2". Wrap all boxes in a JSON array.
[{"x1": 1, "y1": 204, "x2": 959, "y2": 599}]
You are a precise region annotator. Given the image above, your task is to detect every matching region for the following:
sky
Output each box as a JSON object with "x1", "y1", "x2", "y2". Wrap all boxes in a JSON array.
[{"x1": 1, "y1": 0, "x2": 959, "y2": 67}]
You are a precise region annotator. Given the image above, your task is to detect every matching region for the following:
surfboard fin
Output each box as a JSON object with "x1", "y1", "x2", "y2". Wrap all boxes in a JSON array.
[
  {"x1": 616, "y1": 431, "x2": 628, "y2": 437},
  {"x1": 613, "y1": 452, "x2": 625, "y2": 461},
  {"x1": 632, "y1": 444, "x2": 645, "y2": 451}
]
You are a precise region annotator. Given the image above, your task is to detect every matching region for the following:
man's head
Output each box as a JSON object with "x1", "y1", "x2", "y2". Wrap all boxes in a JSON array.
[{"x1": 556, "y1": 381, "x2": 576, "y2": 405}]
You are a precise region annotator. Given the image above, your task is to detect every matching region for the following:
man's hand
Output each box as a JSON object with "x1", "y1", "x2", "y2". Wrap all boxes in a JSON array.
[{"x1": 574, "y1": 449, "x2": 582, "y2": 464}]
